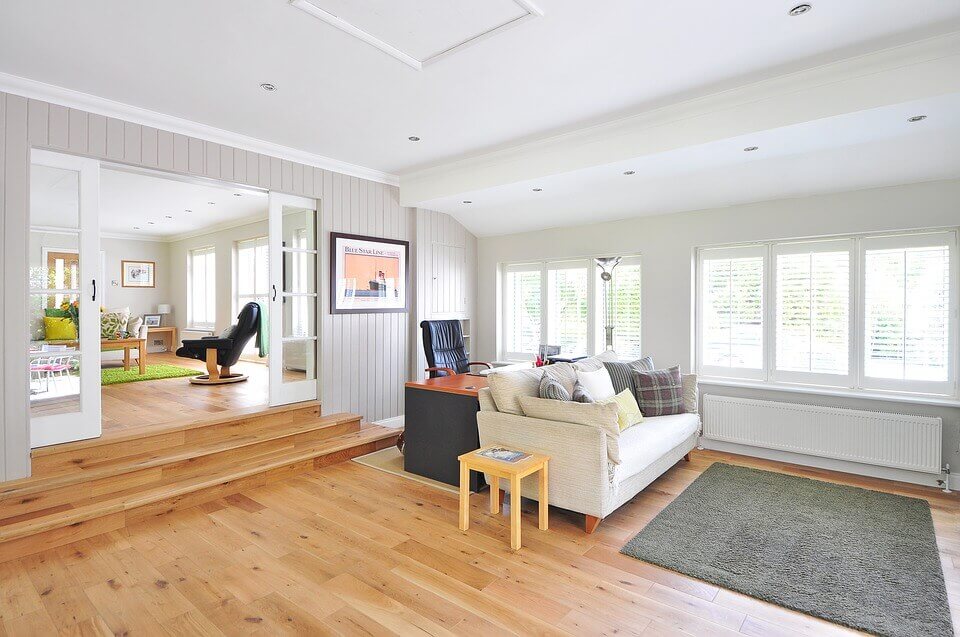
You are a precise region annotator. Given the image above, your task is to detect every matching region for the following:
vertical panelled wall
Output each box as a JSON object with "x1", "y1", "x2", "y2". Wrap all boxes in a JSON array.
[
  {"x1": 0, "y1": 91, "x2": 418, "y2": 479},
  {"x1": 412, "y1": 208, "x2": 478, "y2": 380}
]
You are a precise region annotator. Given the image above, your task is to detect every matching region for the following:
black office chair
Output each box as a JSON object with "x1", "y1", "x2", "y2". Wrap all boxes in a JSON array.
[
  {"x1": 420, "y1": 319, "x2": 491, "y2": 378},
  {"x1": 176, "y1": 302, "x2": 261, "y2": 385}
]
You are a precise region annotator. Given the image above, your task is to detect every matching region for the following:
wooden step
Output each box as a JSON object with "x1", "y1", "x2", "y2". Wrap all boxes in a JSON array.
[
  {"x1": 30, "y1": 401, "x2": 323, "y2": 476},
  {"x1": 0, "y1": 412, "x2": 361, "y2": 521},
  {"x1": 0, "y1": 424, "x2": 399, "y2": 562}
]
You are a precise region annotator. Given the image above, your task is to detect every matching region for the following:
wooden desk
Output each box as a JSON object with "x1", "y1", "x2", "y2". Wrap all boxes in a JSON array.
[
  {"x1": 404, "y1": 374, "x2": 490, "y2": 491},
  {"x1": 148, "y1": 326, "x2": 179, "y2": 352}
]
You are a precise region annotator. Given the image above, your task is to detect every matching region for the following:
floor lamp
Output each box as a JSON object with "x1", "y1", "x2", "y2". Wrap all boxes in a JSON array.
[{"x1": 595, "y1": 257, "x2": 621, "y2": 350}]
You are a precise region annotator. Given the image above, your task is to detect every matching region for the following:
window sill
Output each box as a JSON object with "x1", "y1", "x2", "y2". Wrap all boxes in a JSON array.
[{"x1": 697, "y1": 377, "x2": 960, "y2": 408}]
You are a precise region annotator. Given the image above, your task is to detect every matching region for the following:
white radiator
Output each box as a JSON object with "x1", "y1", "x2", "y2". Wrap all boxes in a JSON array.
[{"x1": 703, "y1": 395, "x2": 942, "y2": 474}]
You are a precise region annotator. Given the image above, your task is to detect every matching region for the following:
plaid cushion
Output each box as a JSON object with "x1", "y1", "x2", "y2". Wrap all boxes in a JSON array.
[
  {"x1": 633, "y1": 365, "x2": 684, "y2": 416},
  {"x1": 603, "y1": 356, "x2": 655, "y2": 396}
]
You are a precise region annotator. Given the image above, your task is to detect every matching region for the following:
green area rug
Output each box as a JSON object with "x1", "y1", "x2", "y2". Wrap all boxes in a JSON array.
[
  {"x1": 101, "y1": 364, "x2": 198, "y2": 386},
  {"x1": 620, "y1": 462, "x2": 953, "y2": 637}
]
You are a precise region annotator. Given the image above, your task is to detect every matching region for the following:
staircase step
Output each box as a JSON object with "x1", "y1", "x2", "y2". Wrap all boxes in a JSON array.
[
  {"x1": 0, "y1": 412, "x2": 360, "y2": 522},
  {"x1": 0, "y1": 424, "x2": 399, "y2": 562}
]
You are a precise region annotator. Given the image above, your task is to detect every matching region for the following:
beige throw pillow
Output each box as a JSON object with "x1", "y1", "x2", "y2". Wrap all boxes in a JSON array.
[
  {"x1": 518, "y1": 396, "x2": 622, "y2": 464},
  {"x1": 681, "y1": 373, "x2": 699, "y2": 414},
  {"x1": 573, "y1": 349, "x2": 620, "y2": 372},
  {"x1": 486, "y1": 367, "x2": 544, "y2": 415}
]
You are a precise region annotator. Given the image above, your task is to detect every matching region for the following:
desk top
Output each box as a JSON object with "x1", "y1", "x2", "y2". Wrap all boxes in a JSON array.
[{"x1": 405, "y1": 373, "x2": 489, "y2": 397}]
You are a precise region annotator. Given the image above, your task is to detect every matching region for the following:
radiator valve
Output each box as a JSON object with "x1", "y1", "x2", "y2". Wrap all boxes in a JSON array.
[{"x1": 938, "y1": 463, "x2": 952, "y2": 494}]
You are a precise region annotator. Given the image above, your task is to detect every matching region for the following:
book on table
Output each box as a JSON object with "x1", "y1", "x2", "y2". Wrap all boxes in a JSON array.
[{"x1": 477, "y1": 447, "x2": 530, "y2": 463}]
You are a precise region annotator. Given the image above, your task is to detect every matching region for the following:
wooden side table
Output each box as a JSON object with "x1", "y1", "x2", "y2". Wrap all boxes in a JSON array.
[{"x1": 458, "y1": 447, "x2": 549, "y2": 550}]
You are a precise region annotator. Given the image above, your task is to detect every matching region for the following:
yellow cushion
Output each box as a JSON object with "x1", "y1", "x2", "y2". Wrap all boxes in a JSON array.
[
  {"x1": 43, "y1": 316, "x2": 78, "y2": 340},
  {"x1": 601, "y1": 389, "x2": 644, "y2": 431}
]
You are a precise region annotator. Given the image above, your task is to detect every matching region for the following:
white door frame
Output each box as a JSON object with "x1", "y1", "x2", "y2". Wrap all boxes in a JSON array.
[
  {"x1": 268, "y1": 192, "x2": 320, "y2": 406},
  {"x1": 30, "y1": 149, "x2": 102, "y2": 448}
]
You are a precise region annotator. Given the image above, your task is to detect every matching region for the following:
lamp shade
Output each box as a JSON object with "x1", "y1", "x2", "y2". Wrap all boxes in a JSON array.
[{"x1": 157, "y1": 304, "x2": 172, "y2": 314}]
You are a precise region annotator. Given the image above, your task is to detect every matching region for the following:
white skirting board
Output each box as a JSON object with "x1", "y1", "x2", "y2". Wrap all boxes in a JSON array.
[{"x1": 375, "y1": 415, "x2": 405, "y2": 429}]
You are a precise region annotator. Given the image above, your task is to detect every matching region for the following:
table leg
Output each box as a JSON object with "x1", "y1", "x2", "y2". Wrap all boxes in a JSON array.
[
  {"x1": 510, "y1": 474, "x2": 521, "y2": 550},
  {"x1": 489, "y1": 475, "x2": 500, "y2": 514},
  {"x1": 459, "y1": 462, "x2": 470, "y2": 531},
  {"x1": 139, "y1": 342, "x2": 147, "y2": 374},
  {"x1": 538, "y1": 462, "x2": 549, "y2": 531},
  {"x1": 123, "y1": 346, "x2": 131, "y2": 371}
]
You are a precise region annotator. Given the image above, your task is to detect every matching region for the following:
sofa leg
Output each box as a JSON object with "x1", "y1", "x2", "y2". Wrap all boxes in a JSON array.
[
  {"x1": 684, "y1": 453, "x2": 690, "y2": 462},
  {"x1": 584, "y1": 515, "x2": 601, "y2": 534}
]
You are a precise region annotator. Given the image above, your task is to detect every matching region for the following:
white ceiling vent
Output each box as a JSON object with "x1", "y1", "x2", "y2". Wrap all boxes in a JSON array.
[{"x1": 290, "y1": 0, "x2": 543, "y2": 70}]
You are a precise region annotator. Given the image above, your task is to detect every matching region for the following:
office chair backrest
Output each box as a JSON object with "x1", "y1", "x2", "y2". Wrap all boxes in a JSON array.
[{"x1": 420, "y1": 319, "x2": 468, "y2": 378}]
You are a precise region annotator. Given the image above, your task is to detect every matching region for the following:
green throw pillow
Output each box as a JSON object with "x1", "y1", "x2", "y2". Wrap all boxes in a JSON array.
[{"x1": 100, "y1": 311, "x2": 126, "y2": 339}]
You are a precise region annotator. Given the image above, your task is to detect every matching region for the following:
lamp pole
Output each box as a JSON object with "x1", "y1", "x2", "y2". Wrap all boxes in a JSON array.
[{"x1": 594, "y1": 257, "x2": 621, "y2": 350}]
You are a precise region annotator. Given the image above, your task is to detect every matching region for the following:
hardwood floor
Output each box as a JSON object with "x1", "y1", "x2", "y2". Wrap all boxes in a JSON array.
[
  {"x1": 0, "y1": 450, "x2": 956, "y2": 635},
  {"x1": 100, "y1": 352, "x2": 270, "y2": 434}
]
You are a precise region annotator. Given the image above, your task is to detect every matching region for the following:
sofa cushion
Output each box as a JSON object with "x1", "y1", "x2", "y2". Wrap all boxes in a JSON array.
[
  {"x1": 518, "y1": 396, "x2": 621, "y2": 464},
  {"x1": 573, "y1": 349, "x2": 620, "y2": 371},
  {"x1": 539, "y1": 373, "x2": 571, "y2": 401},
  {"x1": 572, "y1": 380, "x2": 593, "y2": 403},
  {"x1": 634, "y1": 365, "x2": 684, "y2": 416},
  {"x1": 487, "y1": 367, "x2": 544, "y2": 415},
  {"x1": 603, "y1": 356, "x2": 655, "y2": 395},
  {"x1": 127, "y1": 315, "x2": 144, "y2": 336},
  {"x1": 682, "y1": 373, "x2": 698, "y2": 414},
  {"x1": 599, "y1": 389, "x2": 644, "y2": 431},
  {"x1": 542, "y1": 362, "x2": 577, "y2": 395},
  {"x1": 576, "y1": 367, "x2": 616, "y2": 401},
  {"x1": 43, "y1": 316, "x2": 77, "y2": 340},
  {"x1": 617, "y1": 413, "x2": 699, "y2": 479}
]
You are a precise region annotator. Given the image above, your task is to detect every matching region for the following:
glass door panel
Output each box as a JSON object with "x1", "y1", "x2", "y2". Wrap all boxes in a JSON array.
[
  {"x1": 29, "y1": 150, "x2": 101, "y2": 447},
  {"x1": 268, "y1": 192, "x2": 319, "y2": 405}
]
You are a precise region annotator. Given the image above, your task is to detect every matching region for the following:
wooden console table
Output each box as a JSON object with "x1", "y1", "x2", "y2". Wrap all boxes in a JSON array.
[{"x1": 148, "y1": 326, "x2": 179, "y2": 352}]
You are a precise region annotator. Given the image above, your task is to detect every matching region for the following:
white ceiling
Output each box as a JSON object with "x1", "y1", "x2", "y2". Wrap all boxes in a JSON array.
[
  {"x1": 2, "y1": 0, "x2": 959, "y2": 176},
  {"x1": 420, "y1": 93, "x2": 960, "y2": 236},
  {"x1": 31, "y1": 167, "x2": 268, "y2": 240}
]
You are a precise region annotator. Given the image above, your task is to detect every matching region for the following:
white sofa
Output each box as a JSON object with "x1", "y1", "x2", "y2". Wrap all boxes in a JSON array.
[{"x1": 476, "y1": 358, "x2": 700, "y2": 532}]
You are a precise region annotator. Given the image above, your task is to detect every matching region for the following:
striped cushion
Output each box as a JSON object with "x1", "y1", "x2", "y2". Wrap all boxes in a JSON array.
[
  {"x1": 539, "y1": 373, "x2": 572, "y2": 401},
  {"x1": 633, "y1": 365, "x2": 684, "y2": 416},
  {"x1": 572, "y1": 380, "x2": 594, "y2": 403},
  {"x1": 603, "y1": 356, "x2": 655, "y2": 396}
]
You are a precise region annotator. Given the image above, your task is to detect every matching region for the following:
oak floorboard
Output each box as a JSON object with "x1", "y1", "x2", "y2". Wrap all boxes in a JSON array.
[{"x1": 0, "y1": 450, "x2": 953, "y2": 635}]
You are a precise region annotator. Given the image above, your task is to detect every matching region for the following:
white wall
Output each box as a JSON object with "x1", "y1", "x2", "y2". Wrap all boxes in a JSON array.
[
  {"x1": 100, "y1": 237, "x2": 170, "y2": 320},
  {"x1": 477, "y1": 178, "x2": 960, "y2": 483},
  {"x1": 167, "y1": 219, "x2": 268, "y2": 334}
]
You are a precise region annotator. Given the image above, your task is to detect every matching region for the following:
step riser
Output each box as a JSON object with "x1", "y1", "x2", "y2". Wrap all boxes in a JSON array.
[
  {"x1": 0, "y1": 432, "x2": 399, "y2": 563},
  {"x1": 0, "y1": 418, "x2": 360, "y2": 522},
  {"x1": 31, "y1": 404, "x2": 323, "y2": 475}
]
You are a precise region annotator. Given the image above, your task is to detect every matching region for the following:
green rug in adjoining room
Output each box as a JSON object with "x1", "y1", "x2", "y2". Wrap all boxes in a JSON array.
[
  {"x1": 620, "y1": 462, "x2": 953, "y2": 637},
  {"x1": 101, "y1": 364, "x2": 199, "y2": 386}
]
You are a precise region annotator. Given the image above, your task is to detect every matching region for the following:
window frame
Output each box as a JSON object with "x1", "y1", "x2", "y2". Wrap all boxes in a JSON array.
[
  {"x1": 234, "y1": 235, "x2": 270, "y2": 316},
  {"x1": 499, "y1": 254, "x2": 640, "y2": 361},
  {"x1": 695, "y1": 228, "x2": 959, "y2": 399},
  {"x1": 187, "y1": 245, "x2": 216, "y2": 331}
]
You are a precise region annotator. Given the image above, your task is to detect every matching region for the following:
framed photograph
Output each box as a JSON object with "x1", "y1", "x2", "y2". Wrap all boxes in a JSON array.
[
  {"x1": 121, "y1": 260, "x2": 156, "y2": 288},
  {"x1": 330, "y1": 232, "x2": 409, "y2": 314},
  {"x1": 143, "y1": 314, "x2": 161, "y2": 328}
]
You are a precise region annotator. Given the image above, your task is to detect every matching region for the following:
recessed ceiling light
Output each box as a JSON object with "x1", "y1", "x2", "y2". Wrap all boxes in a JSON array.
[
  {"x1": 907, "y1": 115, "x2": 927, "y2": 122},
  {"x1": 234, "y1": 193, "x2": 242, "y2": 196},
  {"x1": 744, "y1": 146, "x2": 759, "y2": 152},
  {"x1": 207, "y1": 201, "x2": 216, "y2": 205},
  {"x1": 184, "y1": 209, "x2": 192, "y2": 213},
  {"x1": 147, "y1": 221, "x2": 155, "y2": 225},
  {"x1": 408, "y1": 136, "x2": 421, "y2": 142},
  {"x1": 462, "y1": 200, "x2": 472, "y2": 204},
  {"x1": 260, "y1": 83, "x2": 277, "y2": 92},
  {"x1": 165, "y1": 215, "x2": 173, "y2": 219},
  {"x1": 133, "y1": 226, "x2": 140, "y2": 230},
  {"x1": 532, "y1": 188, "x2": 543, "y2": 192},
  {"x1": 788, "y1": 4, "x2": 812, "y2": 16},
  {"x1": 623, "y1": 170, "x2": 636, "y2": 176}
]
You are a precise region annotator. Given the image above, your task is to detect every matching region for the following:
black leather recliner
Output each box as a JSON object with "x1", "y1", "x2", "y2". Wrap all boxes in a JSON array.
[
  {"x1": 420, "y1": 319, "x2": 491, "y2": 378},
  {"x1": 176, "y1": 302, "x2": 261, "y2": 385}
]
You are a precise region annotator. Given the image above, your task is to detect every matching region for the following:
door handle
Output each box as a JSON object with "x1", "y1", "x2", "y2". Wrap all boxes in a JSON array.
[
  {"x1": 92, "y1": 279, "x2": 97, "y2": 302},
  {"x1": 272, "y1": 285, "x2": 277, "y2": 301}
]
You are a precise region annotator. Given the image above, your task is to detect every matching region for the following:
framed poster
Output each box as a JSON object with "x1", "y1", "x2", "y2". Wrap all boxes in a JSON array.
[
  {"x1": 121, "y1": 260, "x2": 155, "y2": 288},
  {"x1": 330, "y1": 232, "x2": 408, "y2": 314}
]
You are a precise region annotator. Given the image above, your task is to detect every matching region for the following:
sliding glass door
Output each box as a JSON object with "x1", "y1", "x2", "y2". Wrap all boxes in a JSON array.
[
  {"x1": 29, "y1": 150, "x2": 102, "y2": 447},
  {"x1": 268, "y1": 192, "x2": 319, "y2": 406}
]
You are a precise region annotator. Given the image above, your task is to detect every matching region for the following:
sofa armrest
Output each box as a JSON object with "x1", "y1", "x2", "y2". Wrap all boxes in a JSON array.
[{"x1": 477, "y1": 411, "x2": 609, "y2": 517}]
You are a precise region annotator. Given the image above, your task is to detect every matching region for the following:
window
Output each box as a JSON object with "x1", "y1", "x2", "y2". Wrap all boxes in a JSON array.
[
  {"x1": 699, "y1": 247, "x2": 764, "y2": 379},
  {"x1": 188, "y1": 246, "x2": 216, "y2": 330},
  {"x1": 503, "y1": 264, "x2": 542, "y2": 359},
  {"x1": 696, "y1": 230, "x2": 957, "y2": 397},
  {"x1": 236, "y1": 237, "x2": 269, "y2": 355},
  {"x1": 501, "y1": 255, "x2": 641, "y2": 360}
]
